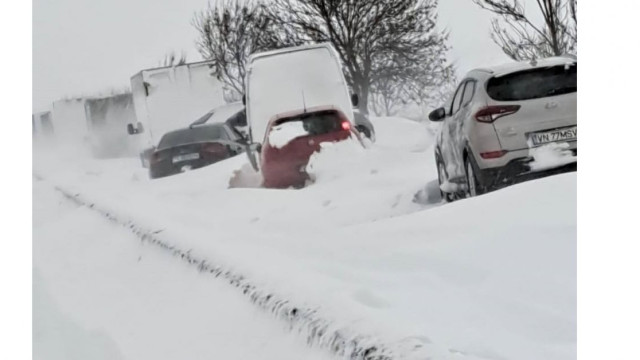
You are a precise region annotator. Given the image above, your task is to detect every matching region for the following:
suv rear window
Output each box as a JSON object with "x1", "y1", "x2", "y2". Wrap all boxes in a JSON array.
[
  {"x1": 276, "y1": 111, "x2": 343, "y2": 136},
  {"x1": 487, "y1": 63, "x2": 577, "y2": 101}
]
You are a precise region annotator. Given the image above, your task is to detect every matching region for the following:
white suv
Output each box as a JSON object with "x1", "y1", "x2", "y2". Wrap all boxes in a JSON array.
[{"x1": 429, "y1": 56, "x2": 577, "y2": 200}]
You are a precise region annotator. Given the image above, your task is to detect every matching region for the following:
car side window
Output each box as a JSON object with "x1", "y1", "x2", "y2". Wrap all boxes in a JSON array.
[
  {"x1": 461, "y1": 80, "x2": 476, "y2": 108},
  {"x1": 225, "y1": 126, "x2": 238, "y2": 141},
  {"x1": 219, "y1": 127, "x2": 232, "y2": 141},
  {"x1": 450, "y1": 82, "x2": 465, "y2": 115}
]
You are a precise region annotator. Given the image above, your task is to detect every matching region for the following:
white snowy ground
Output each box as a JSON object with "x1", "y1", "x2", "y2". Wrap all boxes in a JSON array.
[
  {"x1": 33, "y1": 117, "x2": 576, "y2": 360},
  {"x1": 33, "y1": 180, "x2": 331, "y2": 360}
]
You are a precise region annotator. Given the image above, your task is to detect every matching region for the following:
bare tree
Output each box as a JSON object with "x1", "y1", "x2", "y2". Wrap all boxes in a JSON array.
[
  {"x1": 370, "y1": 77, "x2": 403, "y2": 117},
  {"x1": 192, "y1": 0, "x2": 284, "y2": 97},
  {"x1": 370, "y1": 59, "x2": 456, "y2": 116},
  {"x1": 159, "y1": 51, "x2": 187, "y2": 67},
  {"x1": 266, "y1": 0, "x2": 453, "y2": 115},
  {"x1": 473, "y1": 0, "x2": 577, "y2": 60}
]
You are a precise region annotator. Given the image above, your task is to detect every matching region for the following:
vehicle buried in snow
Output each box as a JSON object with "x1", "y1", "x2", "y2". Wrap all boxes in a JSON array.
[
  {"x1": 260, "y1": 105, "x2": 354, "y2": 188},
  {"x1": 197, "y1": 102, "x2": 248, "y2": 140},
  {"x1": 244, "y1": 43, "x2": 364, "y2": 188},
  {"x1": 429, "y1": 55, "x2": 577, "y2": 201},
  {"x1": 140, "y1": 102, "x2": 248, "y2": 169},
  {"x1": 148, "y1": 122, "x2": 246, "y2": 179}
]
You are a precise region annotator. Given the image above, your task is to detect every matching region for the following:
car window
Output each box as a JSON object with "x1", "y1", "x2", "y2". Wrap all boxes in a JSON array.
[
  {"x1": 276, "y1": 111, "x2": 343, "y2": 136},
  {"x1": 487, "y1": 63, "x2": 577, "y2": 101},
  {"x1": 191, "y1": 110, "x2": 215, "y2": 126},
  {"x1": 450, "y1": 82, "x2": 465, "y2": 115},
  {"x1": 461, "y1": 81, "x2": 476, "y2": 108},
  {"x1": 224, "y1": 125, "x2": 243, "y2": 142},
  {"x1": 219, "y1": 127, "x2": 231, "y2": 141},
  {"x1": 157, "y1": 125, "x2": 225, "y2": 150},
  {"x1": 225, "y1": 109, "x2": 247, "y2": 128}
]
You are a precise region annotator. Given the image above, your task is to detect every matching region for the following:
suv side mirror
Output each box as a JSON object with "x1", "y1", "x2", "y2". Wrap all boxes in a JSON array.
[
  {"x1": 127, "y1": 123, "x2": 135, "y2": 135},
  {"x1": 351, "y1": 93, "x2": 359, "y2": 107},
  {"x1": 245, "y1": 142, "x2": 262, "y2": 171},
  {"x1": 428, "y1": 107, "x2": 446, "y2": 122},
  {"x1": 242, "y1": 94, "x2": 246, "y2": 105}
]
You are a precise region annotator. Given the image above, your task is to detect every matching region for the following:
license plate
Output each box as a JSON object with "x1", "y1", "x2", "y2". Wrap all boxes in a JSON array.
[
  {"x1": 529, "y1": 126, "x2": 577, "y2": 146},
  {"x1": 172, "y1": 153, "x2": 200, "y2": 163}
]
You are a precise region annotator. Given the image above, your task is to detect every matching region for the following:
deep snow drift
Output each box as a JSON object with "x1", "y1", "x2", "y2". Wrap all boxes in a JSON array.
[
  {"x1": 33, "y1": 180, "x2": 330, "y2": 360},
  {"x1": 33, "y1": 116, "x2": 576, "y2": 360}
]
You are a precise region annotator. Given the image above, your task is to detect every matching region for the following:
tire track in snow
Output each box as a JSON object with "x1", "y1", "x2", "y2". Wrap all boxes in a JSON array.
[{"x1": 35, "y1": 173, "x2": 404, "y2": 360}]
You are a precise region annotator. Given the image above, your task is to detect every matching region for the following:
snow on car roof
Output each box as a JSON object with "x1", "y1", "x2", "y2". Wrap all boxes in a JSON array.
[{"x1": 475, "y1": 55, "x2": 577, "y2": 78}]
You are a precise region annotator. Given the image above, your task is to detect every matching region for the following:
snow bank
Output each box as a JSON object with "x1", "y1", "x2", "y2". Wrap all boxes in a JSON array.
[
  {"x1": 33, "y1": 181, "x2": 331, "y2": 360},
  {"x1": 228, "y1": 162, "x2": 263, "y2": 188},
  {"x1": 306, "y1": 139, "x2": 365, "y2": 183},
  {"x1": 439, "y1": 179, "x2": 464, "y2": 193},
  {"x1": 33, "y1": 268, "x2": 127, "y2": 360},
  {"x1": 33, "y1": 115, "x2": 575, "y2": 360},
  {"x1": 370, "y1": 116, "x2": 433, "y2": 152}
]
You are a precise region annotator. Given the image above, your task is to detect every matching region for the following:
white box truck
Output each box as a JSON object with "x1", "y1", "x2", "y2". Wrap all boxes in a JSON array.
[
  {"x1": 84, "y1": 93, "x2": 138, "y2": 158},
  {"x1": 127, "y1": 60, "x2": 228, "y2": 165},
  {"x1": 32, "y1": 110, "x2": 53, "y2": 138},
  {"x1": 47, "y1": 98, "x2": 91, "y2": 150}
]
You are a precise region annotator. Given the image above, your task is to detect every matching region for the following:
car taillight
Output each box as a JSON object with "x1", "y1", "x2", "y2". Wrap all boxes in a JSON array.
[
  {"x1": 480, "y1": 150, "x2": 508, "y2": 159},
  {"x1": 341, "y1": 121, "x2": 351, "y2": 131},
  {"x1": 475, "y1": 105, "x2": 521, "y2": 123}
]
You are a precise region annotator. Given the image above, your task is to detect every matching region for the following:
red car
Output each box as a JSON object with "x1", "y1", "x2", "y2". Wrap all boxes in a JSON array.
[{"x1": 259, "y1": 106, "x2": 358, "y2": 188}]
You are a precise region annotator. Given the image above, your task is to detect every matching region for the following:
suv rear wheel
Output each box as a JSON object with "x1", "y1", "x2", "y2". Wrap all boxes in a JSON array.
[
  {"x1": 437, "y1": 159, "x2": 456, "y2": 203},
  {"x1": 464, "y1": 157, "x2": 481, "y2": 197}
]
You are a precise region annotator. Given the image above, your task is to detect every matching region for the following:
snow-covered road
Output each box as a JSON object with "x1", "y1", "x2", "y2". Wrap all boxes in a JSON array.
[
  {"x1": 33, "y1": 117, "x2": 576, "y2": 360},
  {"x1": 33, "y1": 180, "x2": 331, "y2": 360}
]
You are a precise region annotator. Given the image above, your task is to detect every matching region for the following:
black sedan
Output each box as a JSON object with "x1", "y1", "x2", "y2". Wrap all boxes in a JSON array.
[{"x1": 149, "y1": 123, "x2": 246, "y2": 179}]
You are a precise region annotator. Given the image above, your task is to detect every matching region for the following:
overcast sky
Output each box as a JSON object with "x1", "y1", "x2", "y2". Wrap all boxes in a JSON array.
[{"x1": 33, "y1": 0, "x2": 517, "y2": 112}]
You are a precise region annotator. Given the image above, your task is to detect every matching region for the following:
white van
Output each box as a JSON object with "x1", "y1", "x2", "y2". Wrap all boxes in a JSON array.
[
  {"x1": 243, "y1": 43, "x2": 360, "y2": 186},
  {"x1": 245, "y1": 43, "x2": 357, "y2": 144}
]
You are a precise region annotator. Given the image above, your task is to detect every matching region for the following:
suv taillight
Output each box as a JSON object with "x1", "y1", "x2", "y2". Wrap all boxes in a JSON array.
[
  {"x1": 341, "y1": 121, "x2": 351, "y2": 131},
  {"x1": 475, "y1": 105, "x2": 521, "y2": 123},
  {"x1": 480, "y1": 150, "x2": 508, "y2": 159}
]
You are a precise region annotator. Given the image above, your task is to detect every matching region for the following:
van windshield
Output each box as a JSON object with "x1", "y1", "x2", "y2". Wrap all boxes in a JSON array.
[{"x1": 487, "y1": 63, "x2": 577, "y2": 101}]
